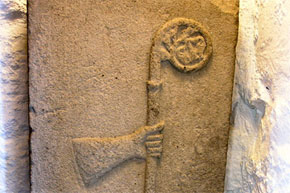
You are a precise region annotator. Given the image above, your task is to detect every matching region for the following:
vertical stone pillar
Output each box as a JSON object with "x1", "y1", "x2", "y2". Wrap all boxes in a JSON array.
[
  {"x1": 225, "y1": 0, "x2": 290, "y2": 192},
  {"x1": 0, "y1": 0, "x2": 29, "y2": 192}
]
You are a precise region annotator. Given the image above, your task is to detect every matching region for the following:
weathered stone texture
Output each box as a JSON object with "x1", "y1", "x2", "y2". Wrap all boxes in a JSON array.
[
  {"x1": 0, "y1": 0, "x2": 29, "y2": 192},
  {"x1": 225, "y1": 0, "x2": 290, "y2": 192},
  {"x1": 29, "y1": 0, "x2": 237, "y2": 192}
]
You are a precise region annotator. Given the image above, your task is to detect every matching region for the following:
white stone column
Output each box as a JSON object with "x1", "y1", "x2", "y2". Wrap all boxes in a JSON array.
[
  {"x1": 0, "y1": 0, "x2": 29, "y2": 192},
  {"x1": 225, "y1": 0, "x2": 290, "y2": 192}
]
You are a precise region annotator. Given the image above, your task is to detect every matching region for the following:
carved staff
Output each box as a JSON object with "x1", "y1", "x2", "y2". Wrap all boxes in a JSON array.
[
  {"x1": 144, "y1": 50, "x2": 163, "y2": 193},
  {"x1": 144, "y1": 19, "x2": 168, "y2": 193},
  {"x1": 144, "y1": 18, "x2": 212, "y2": 193},
  {"x1": 145, "y1": 54, "x2": 163, "y2": 193}
]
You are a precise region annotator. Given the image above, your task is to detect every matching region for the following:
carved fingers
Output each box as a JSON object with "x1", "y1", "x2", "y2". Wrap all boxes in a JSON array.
[
  {"x1": 145, "y1": 133, "x2": 164, "y2": 158},
  {"x1": 133, "y1": 121, "x2": 164, "y2": 158}
]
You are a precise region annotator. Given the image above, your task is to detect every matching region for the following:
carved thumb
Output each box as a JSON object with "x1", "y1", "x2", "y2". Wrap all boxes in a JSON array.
[{"x1": 134, "y1": 121, "x2": 164, "y2": 143}]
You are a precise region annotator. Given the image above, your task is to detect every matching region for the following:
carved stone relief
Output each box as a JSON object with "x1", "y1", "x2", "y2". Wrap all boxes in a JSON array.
[
  {"x1": 72, "y1": 18, "x2": 212, "y2": 193},
  {"x1": 72, "y1": 122, "x2": 164, "y2": 187},
  {"x1": 30, "y1": 1, "x2": 237, "y2": 192},
  {"x1": 154, "y1": 18, "x2": 212, "y2": 73}
]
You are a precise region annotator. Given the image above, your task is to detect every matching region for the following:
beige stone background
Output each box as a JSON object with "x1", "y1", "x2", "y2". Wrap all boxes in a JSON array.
[
  {"x1": 3, "y1": 0, "x2": 290, "y2": 193},
  {"x1": 29, "y1": 0, "x2": 237, "y2": 193}
]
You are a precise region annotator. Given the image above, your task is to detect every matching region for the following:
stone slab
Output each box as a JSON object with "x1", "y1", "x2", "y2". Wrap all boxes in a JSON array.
[{"x1": 29, "y1": 0, "x2": 238, "y2": 192}]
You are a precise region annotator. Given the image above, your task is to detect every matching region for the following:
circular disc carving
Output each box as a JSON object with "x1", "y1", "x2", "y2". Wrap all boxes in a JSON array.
[{"x1": 155, "y1": 18, "x2": 213, "y2": 73}]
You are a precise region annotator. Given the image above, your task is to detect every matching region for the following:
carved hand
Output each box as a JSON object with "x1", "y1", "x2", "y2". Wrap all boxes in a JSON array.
[{"x1": 132, "y1": 121, "x2": 164, "y2": 158}]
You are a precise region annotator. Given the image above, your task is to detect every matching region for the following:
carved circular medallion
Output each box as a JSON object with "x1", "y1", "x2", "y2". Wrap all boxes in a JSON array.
[{"x1": 156, "y1": 18, "x2": 212, "y2": 73}]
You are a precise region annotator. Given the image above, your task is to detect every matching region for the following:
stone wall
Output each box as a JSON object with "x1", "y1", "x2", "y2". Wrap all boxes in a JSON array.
[
  {"x1": 7, "y1": 0, "x2": 290, "y2": 193},
  {"x1": 7, "y1": 1, "x2": 290, "y2": 193},
  {"x1": 0, "y1": 0, "x2": 29, "y2": 192},
  {"x1": 225, "y1": 0, "x2": 290, "y2": 192}
]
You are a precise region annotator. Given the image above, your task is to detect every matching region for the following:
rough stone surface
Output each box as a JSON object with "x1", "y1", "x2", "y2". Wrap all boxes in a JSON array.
[
  {"x1": 29, "y1": 0, "x2": 238, "y2": 192},
  {"x1": 225, "y1": 0, "x2": 290, "y2": 192},
  {"x1": 0, "y1": 0, "x2": 29, "y2": 192}
]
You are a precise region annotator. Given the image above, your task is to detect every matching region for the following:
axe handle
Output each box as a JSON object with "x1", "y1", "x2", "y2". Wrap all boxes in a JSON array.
[{"x1": 144, "y1": 156, "x2": 158, "y2": 193}]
